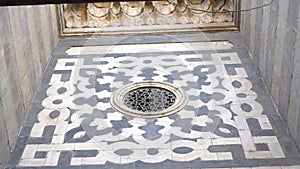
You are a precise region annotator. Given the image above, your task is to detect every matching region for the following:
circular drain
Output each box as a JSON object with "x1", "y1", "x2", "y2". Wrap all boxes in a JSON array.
[
  {"x1": 111, "y1": 81, "x2": 188, "y2": 118},
  {"x1": 124, "y1": 87, "x2": 176, "y2": 112}
]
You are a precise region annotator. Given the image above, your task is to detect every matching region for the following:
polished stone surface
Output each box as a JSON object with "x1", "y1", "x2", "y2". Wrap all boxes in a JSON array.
[{"x1": 6, "y1": 34, "x2": 300, "y2": 169}]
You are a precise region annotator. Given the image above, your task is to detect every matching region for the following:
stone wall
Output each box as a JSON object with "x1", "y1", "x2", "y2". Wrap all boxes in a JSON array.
[
  {"x1": 240, "y1": 0, "x2": 300, "y2": 148},
  {"x1": 0, "y1": 5, "x2": 58, "y2": 167}
]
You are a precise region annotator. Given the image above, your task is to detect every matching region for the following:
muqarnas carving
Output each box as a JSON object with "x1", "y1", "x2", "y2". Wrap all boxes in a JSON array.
[{"x1": 63, "y1": 0, "x2": 235, "y2": 28}]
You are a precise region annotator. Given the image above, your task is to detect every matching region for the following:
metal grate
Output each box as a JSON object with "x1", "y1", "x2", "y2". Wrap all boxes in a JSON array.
[
  {"x1": 110, "y1": 81, "x2": 188, "y2": 118},
  {"x1": 123, "y1": 87, "x2": 176, "y2": 112}
]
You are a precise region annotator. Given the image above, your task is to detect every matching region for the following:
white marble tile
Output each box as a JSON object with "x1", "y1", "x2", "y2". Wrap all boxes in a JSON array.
[
  {"x1": 66, "y1": 42, "x2": 232, "y2": 56},
  {"x1": 212, "y1": 138, "x2": 241, "y2": 145},
  {"x1": 200, "y1": 151, "x2": 218, "y2": 161},
  {"x1": 18, "y1": 159, "x2": 46, "y2": 167},
  {"x1": 75, "y1": 142, "x2": 100, "y2": 150},
  {"x1": 268, "y1": 143, "x2": 285, "y2": 158},
  {"x1": 120, "y1": 156, "x2": 137, "y2": 164},
  {"x1": 239, "y1": 129, "x2": 256, "y2": 152},
  {"x1": 217, "y1": 152, "x2": 233, "y2": 160},
  {"x1": 21, "y1": 145, "x2": 38, "y2": 159},
  {"x1": 44, "y1": 150, "x2": 60, "y2": 166},
  {"x1": 49, "y1": 74, "x2": 63, "y2": 85},
  {"x1": 37, "y1": 143, "x2": 76, "y2": 151},
  {"x1": 245, "y1": 151, "x2": 272, "y2": 159},
  {"x1": 234, "y1": 116, "x2": 250, "y2": 130},
  {"x1": 256, "y1": 115, "x2": 273, "y2": 130},
  {"x1": 253, "y1": 136, "x2": 279, "y2": 144},
  {"x1": 70, "y1": 157, "x2": 83, "y2": 165}
]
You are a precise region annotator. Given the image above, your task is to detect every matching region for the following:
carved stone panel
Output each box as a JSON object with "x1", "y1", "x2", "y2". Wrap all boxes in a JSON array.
[{"x1": 59, "y1": 0, "x2": 239, "y2": 36}]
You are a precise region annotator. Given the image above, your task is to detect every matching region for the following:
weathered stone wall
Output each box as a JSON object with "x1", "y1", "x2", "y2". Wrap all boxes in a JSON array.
[
  {"x1": 0, "y1": 5, "x2": 58, "y2": 167},
  {"x1": 240, "y1": 0, "x2": 300, "y2": 148}
]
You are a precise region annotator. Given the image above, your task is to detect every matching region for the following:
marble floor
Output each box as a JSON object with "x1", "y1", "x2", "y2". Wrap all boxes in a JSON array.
[{"x1": 6, "y1": 33, "x2": 300, "y2": 169}]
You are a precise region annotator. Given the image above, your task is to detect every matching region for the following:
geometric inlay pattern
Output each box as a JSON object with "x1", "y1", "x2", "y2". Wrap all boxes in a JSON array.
[{"x1": 6, "y1": 36, "x2": 300, "y2": 169}]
